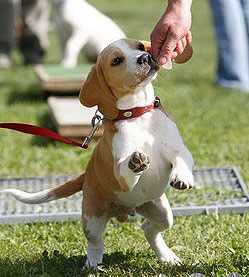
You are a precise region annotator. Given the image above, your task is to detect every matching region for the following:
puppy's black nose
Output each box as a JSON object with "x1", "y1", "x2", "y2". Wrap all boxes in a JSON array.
[
  {"x1": 137, "y1": 53, "x2": 151, "y2": 65},
  {"x1": 137, "y1": 53, "x2": 159, "y2": 71}
]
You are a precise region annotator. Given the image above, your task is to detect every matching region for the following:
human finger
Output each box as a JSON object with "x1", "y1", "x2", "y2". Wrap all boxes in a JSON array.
[
  {"x1": 175, "y1": 37, "x2": 186, "y2": 56},
  {"x1": 173, "y1": 44, "x2": 193, "y2": 64},
  {"x1": 186, "y1": 31, "x2": 192, "y2": 45},
  {"x1": 157, "y1": 33, "x2": 179, "y2": 69},
  {"x1": 150, "y1": 23, "x2": 169, "y2": 61},
  {"x1": 151, "y1": 36, "x2": 164, "y2": 62}
]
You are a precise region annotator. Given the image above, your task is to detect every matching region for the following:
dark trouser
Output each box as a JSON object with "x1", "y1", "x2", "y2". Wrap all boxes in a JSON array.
[
  {"x1": 0, "y1": 0, "x2": 15, "y2": 54},
  {"x1": 0, "y1": 0, "x2": 49, "y2": 64}
]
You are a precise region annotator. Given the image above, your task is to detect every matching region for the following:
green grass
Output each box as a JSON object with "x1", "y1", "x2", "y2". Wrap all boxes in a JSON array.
[
  {"x1": 0, "y1": 0, "x2": 249, "y2": 276},
  {"x1": 0, "y1": 217, "x2": 249, "y2": 276}
]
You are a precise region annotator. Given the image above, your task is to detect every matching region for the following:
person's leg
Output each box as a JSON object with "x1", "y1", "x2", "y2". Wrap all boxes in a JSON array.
[
  {"x1": 19, "y1": 0, "x2": 49, "y2": 64},
  {"x1": 0, "y1": 0, "x2": 15, "y2": 68},
  {"x1": 240, "y1": 0, "x2": 249, "y2": 74},
  {"x1": 209, "y1": 0, "x2": 249, "y2": 92},
  {"x1": 240, "y1": 0, "x2": 249, "y2": 32}
]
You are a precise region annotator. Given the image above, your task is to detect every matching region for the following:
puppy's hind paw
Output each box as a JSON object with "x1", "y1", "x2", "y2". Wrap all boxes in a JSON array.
[
  {"x1": 158, "y1": 253, "x2": 182, "y2": 266},
  {"x1": 83, "y1": 259, "x2": 95, "y2": 271},
  {"x1": 83, "y1": 259, "x2": 105, "y2": 273}
]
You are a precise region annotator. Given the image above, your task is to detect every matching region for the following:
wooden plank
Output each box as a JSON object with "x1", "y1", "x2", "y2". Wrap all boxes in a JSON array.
[
  {"x1": 48, "y1": 97, "x2": 103, "y2": 138},
  {"x1": 35, "y1": 64, "x2": 93, "y2": 92}
]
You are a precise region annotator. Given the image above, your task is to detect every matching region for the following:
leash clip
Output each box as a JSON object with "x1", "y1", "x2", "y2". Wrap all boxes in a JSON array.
[
  {"x1": 82, "y1": 110, "x2": 103, "y2": 148},
  {"x1": 154, "y1": 97, "x2": 161, "y2": 108}
]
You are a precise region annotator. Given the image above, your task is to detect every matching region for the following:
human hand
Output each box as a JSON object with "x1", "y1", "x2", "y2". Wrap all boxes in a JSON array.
[
  {"x1": 172, "y1": 32, "x2": 193, "y2": 64},
  {"x1": 151, "y1": 1, "x2": 192, "y2": 69}
]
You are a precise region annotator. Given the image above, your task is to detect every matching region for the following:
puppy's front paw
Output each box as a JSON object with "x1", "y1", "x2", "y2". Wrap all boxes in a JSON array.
[
  {"x1": 169, "y1": 166, "x2": 194, "y2": 190},
  {"x1": 128, "y1": 151, "x2": 151, "y2": 173}
]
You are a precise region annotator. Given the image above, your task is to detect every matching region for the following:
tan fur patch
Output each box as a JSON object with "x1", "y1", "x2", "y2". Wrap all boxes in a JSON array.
[
  {"x1": 83, "y1": 120, "x2": 129, "y2": 219},
  {"x1": 50, "y1": 174, "x2": 85, "y2": 199},
  {"x1": 79, "y1": 63, "x2": 119, "y2": 119},
  {"x1": 82, "y1": 217, "x2": 90, "y2": 239}
]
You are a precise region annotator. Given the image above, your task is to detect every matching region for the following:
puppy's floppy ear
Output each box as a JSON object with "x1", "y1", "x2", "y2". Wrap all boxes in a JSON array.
[
  {"x1": 140, "y1": 40, "x2": 151, "y2": 54},
  {"x1": 79, "y1": 64, "x2": 119, "y2": 120},
  {"x1": 79, "y1": 65, "x2": 99, "y2": 107}
]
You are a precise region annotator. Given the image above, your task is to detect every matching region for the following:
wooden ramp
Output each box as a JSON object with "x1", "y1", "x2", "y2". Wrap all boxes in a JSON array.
[
  {"x1": 35, "y1": 64, "x2": 92, "y2": 93},
  {"x1": 48, "y1": 96, "x2": 103, "y2": 139}
]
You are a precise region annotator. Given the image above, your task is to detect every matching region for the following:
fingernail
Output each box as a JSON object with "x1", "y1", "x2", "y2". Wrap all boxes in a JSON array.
[
  {"x1": 162, "y1": 61, "x2": 173, "y2": 70},
  {"x1": 158, "y1": 56, "x2": 172, "y2": 70}
]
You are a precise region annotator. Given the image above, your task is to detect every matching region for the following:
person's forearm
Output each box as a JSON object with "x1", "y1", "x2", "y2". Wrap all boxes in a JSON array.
[{"x1": 150, "y1": 0, "x2": 193, "y2": 67}]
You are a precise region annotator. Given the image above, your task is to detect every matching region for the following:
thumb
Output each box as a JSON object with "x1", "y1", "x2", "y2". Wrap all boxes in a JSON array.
[{"x1": 158, "y1": 35, "x2": 178, "y2": 69}]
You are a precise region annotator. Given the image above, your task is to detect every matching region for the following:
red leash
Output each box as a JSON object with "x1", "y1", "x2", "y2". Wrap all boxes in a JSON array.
[
  {"x1": 0, "y1": 98, "x2": 161, "y2": 149},
  {"x1": 0, "y1": 123, "x2": 88, "y2": 149}
]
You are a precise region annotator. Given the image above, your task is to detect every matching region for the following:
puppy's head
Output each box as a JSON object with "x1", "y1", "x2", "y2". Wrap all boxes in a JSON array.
[{"x1": 79, "y1": 38, "x2": 159, "y2": 119}]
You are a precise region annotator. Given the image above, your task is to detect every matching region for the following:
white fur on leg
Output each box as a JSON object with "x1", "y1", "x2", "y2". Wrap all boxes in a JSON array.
[
  {"x1": 87, "y1": 239, "x2": 104, "y2": 267},
  {"x1": 169, "y1": 152, "x2": 194, "y2": 190},
  {"x1": 159, "y1": 116, "x2": 194, "y2": 190},
  {"x1": 61, "y1": 31, "x2": 88, "y2": 68},
  {"x1": 142, "y1": 220, "x2": 181, "y2": 265},
  {"x1": 83, "y1": 215, "x2": 108, "y2": 268},
  {"x1": 137, "y1": 195, "x2": 181, "y2": 265}
]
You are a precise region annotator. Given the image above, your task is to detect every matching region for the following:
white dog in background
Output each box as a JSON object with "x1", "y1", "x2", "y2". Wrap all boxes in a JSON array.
[{"x1": 52, "y1": 0, "x2": 126, "y2": 67}]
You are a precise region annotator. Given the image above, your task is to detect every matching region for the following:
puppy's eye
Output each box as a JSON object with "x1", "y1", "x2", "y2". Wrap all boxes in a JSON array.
[
  {"x1": 138, "y1": 43, "x2": 145, "y2": 51},
  {"x1": 111, "y1": 57, "x2": 123, "y2": 66}
]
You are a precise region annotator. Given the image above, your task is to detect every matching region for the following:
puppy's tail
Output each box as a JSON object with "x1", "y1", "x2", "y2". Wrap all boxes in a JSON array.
[{"x1": 0, "y1": 174, "x2": 85, "y2": 204}]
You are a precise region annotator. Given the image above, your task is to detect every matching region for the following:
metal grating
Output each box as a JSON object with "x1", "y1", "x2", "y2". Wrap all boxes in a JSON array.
[
  {"x1": 168, "y1": 167, "x2": 249, "y2": 216},
  {"x1": 0, "y1": 167, "x2": 249, "y2": 224}
]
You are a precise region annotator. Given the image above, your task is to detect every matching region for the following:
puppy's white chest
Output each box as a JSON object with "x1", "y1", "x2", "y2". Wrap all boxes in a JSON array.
[{"x1": 112, "y1": 109, "x2": 175, "y2": 206}]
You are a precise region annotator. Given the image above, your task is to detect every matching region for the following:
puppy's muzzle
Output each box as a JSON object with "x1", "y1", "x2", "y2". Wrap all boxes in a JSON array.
[{"x1": 137, "y1": 53, "x2": 159, "y2": 71}]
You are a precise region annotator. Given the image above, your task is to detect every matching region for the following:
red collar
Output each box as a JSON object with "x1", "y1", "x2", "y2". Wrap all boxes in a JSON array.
[
  {"x1": 0, "y1": 97, "x2": 161, "y2": 150},
  {"x1": 114, "y1": 97, "x2": 161, "y2": 121}
]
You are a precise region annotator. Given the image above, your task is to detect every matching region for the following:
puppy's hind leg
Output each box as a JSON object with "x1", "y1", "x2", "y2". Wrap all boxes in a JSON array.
[
  {"x1": 136, "y1": 193, "x2": 181, "y2": 265},
  {"x1": 83, "y1": 212, "x2": 108, "y2": 270},
  {"x1": 62, "y1": 31, "x2": 88, "y2": 67}
]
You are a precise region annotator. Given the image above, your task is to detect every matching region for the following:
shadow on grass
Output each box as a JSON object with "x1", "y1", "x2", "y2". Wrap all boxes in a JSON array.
[
  {"x1": 30, "y1": 109, "x2": 99, "y2": 149},
  {"x1": 30, "y1": 110, "x2": 58, "y2": 148},
  {"x1": 0, "y1": 249, "x2": 247, "y2": 276},
  {"x1": 7, "y1": 81, "x2": 44, "y2": 105},
  {"x1": 0, "y1": 81, "x2": 11, "y2": 89}
]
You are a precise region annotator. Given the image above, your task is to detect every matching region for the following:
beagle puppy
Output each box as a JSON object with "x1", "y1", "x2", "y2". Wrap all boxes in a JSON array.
[
  {"x1": 1, "y1": 38, "x2": 194, "y2": 269},
  {"x1": 52, "y1": 0, "x2": 126, "y2": 67}
]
